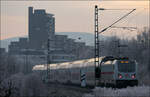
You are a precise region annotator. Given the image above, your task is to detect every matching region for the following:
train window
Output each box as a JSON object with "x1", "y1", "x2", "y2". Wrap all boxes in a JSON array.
[{"x1": 118, "y1": 61, "x2": 135, "y2": 72}]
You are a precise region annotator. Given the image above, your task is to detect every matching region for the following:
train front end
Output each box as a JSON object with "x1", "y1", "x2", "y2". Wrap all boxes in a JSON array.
[{"x1": 115, "y1": 59, "x2": 138, "y2": 87}]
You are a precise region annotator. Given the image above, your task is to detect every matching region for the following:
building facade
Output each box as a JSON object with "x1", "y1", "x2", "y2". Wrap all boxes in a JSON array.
[
  {"x1": 8, "y1": 7, "x2": 94, "y2": 64},
  {"x1": 29, "y1": 7, "x2": 55, "y2": 49}
]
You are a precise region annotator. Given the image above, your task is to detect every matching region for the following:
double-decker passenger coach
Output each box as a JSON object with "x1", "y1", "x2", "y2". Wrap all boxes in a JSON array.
[{"x1": 33, "y1": 56, "x2": 138, "y2": 88}]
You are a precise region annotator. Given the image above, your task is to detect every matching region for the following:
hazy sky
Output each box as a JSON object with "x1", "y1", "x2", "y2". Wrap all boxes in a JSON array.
[{"x1": 0, "y1": 1, "x2": 149, "y2": 40}]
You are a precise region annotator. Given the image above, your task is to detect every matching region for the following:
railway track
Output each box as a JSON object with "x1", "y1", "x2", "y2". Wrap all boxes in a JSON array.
[{"x1": 46, "y1": 83, "x2": 92, "y2": 97}]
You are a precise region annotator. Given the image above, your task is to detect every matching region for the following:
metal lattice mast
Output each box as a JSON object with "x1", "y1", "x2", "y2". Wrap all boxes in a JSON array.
[
  {"x1": 94, "y1": 6, "x2": 135, "y2": 86},
  {"x1": 94, "y1": 5, "x2": 100, "y2": 86},
  {"x1": 47, "y1": 32, "x2": 51, "y2": 81}
]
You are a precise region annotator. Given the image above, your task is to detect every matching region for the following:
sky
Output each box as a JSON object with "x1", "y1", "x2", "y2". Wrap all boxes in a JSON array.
[{"x1": 0, "y1": 1, "x2": 149, "y2": 40}]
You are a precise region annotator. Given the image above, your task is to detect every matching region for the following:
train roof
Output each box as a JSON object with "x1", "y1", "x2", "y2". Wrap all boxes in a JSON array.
[
  {"x1": 32, "y1": 56, "x2": 131, "y2": 71},
  {"x1": 32, "y1": 65, "x2": 46, "y2": 70},
  {"x1": 32, "y1": 58, "x2": 95, "y2": 70}
]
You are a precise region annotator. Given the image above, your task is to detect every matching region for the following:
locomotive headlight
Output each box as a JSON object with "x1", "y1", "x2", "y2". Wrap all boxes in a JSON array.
[
  {"x1": 131, "y1": 74, "x2": 135, "y2": 79},
  {"x1": 118, "y1": 74, "x2": 122, "y2": 79}
]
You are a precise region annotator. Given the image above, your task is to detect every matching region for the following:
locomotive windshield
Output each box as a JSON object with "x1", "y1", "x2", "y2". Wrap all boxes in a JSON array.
[{"x1": 118, "y1": 60, "x2": 136, "y2": 72}]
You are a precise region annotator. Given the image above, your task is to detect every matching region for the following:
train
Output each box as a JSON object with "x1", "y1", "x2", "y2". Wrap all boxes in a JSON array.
[{"x1": 32, "y1": 56, "x2": 138, "y2": 88}]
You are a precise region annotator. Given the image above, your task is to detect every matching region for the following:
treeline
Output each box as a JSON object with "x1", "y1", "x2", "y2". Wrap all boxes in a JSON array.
[
  {"x1": 0, "y1": 54, "x2": 48, "y2": 96},
  {"x1": 100, "y1": 27, "x2": 149, "y2": 65},
  {"x1": 99, "y1": 27, "x2": 150, "y2": 85}
]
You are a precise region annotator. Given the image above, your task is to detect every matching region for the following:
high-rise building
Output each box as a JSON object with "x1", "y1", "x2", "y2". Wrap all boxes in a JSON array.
[
  {"x1": 28, "y1": 7, "x2": 55, "y2": 49},
  {"x1": 8, "y1": 7, "x2": 93, "y2": 64}
]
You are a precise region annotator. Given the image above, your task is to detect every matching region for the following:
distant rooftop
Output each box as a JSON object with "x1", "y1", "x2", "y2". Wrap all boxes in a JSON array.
[
  {"x1": 32, "y1": 8, "x2": 54, "y2": 17},
  {"x1": 34, "y1": 9, "x2": 46, "y2": 14}
]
